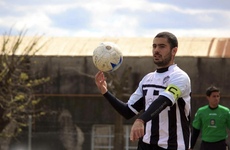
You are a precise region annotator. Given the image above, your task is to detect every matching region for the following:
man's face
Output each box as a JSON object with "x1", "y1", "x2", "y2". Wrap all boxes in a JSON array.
[
  {"x1": 207, "y1": 91, "x2": 220, "y2": 108},
  {"x1": 152, "y1": 37, "x2": 174, "y2": 68}
]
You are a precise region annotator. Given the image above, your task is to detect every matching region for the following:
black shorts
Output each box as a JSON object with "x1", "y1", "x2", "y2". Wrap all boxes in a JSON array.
[
  {"x1": 137, "y1": 140, "x2": 167, "y2": 150},
  {"x1": 200, "y1": 140, "x2": 228, "y2": 150}
]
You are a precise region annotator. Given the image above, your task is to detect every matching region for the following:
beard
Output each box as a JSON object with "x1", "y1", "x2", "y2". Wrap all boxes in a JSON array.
[{"x1": 153, "y1": 51, "x2": 172, "y2": 67}]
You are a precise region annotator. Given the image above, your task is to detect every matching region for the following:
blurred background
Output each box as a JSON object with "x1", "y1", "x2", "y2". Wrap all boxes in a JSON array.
[{"x1": 0, "y1": 0, "x2": 230, "y2": 150}]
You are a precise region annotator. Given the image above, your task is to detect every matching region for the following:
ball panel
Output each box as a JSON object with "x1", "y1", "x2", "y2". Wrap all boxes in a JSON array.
[
  {"x1": 110, "y1": 56, "x2": 123, "y2": 72},
  {"x1": 92, "y1": 42, "x2": 123, "y2": 72}
]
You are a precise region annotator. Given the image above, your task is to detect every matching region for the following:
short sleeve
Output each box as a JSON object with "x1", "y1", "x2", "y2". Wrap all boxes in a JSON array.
[
  {"x1": 226, "y1": 109, "x2": 230, "y2": 129},
  {"x1": 160, "y1": 70, "x2": 191, "y2": 104},
  {"x1": 192, "y1": 110, "x2": 202, "y2": 130}
]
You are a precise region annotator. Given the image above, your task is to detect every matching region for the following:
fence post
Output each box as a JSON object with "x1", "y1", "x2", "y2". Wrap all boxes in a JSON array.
[{"x1": 28, "y1": 115, "x2": 32, "y2": 150}]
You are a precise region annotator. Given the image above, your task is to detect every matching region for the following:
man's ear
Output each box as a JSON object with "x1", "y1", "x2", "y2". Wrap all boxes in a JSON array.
[{"x1": 172, "y1": 47, "x2": 178, "y2": 55}]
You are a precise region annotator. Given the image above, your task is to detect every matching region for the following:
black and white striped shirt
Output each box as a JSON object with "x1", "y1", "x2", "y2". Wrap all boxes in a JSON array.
[{"x1": 128, "y1": 64, "x2": 191, "y2": 150}]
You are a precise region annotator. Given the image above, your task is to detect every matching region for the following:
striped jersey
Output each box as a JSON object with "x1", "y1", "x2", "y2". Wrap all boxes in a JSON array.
[{"x1": 127, "y1": 64, "x2": 191, "y2": 150}]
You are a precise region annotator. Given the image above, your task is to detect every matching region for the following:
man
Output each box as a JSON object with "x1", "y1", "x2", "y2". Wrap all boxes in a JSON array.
[
  {"x1": 190, "y1": 86, "x2": 230, "y2": 150},
  {"x1": 95, "y1": 31, "x2": 191, "y2": 150}
]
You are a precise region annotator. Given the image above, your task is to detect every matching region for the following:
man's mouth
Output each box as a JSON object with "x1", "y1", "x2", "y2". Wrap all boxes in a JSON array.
[{"x1": 154, "y1": 54, "x2": 161, "y2": 58}]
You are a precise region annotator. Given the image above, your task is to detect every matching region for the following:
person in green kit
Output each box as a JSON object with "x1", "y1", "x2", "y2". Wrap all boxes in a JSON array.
[{"x1": 189, "y1": 86, "x2": 230, "y2": 150}]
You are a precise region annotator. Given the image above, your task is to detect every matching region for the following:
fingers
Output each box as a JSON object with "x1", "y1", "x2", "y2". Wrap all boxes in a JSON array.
[
  {"x1": 95, "y1": 71, "x2": 104, "y2": 84},
  {"x1": 95, "y1": 71, "x2": 108, "y2": 94},
  {"x1": 95, "y1": 71, "x2": 102, "y2": 81},
  {"x1": 130, "y1": 128, "x2": 144, "y2": 141},
  {"x1": 130, "y1": 119, "x2": 145, "y2": 141},
  {"x1": 130, "y1": 131, "x2": 135, "y2": 141}
]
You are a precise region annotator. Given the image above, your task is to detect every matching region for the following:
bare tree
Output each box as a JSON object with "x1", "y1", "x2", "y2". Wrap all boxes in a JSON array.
[{"x1": 0, "y1": 31, "x2": 50, "y2": 150}]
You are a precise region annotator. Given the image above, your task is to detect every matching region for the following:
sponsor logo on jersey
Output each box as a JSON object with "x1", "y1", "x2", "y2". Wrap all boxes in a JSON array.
[{"x1": 208, "y1": 119, "x2": 217, "y2": 128}]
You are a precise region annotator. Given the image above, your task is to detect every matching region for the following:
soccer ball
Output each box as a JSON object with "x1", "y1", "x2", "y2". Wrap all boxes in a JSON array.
[{"x1": 92, "y1": 42, "x2": 123, "y2": 72}]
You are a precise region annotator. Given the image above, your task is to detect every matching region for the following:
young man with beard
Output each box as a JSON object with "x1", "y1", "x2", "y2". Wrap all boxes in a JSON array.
[{"x1": 95, "y1": 31, "x2": 191, "y2": 150}]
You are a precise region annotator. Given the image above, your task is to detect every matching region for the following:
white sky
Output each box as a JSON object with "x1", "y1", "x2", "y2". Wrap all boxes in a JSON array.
[{"x1": 0, "y1": 0, "x2": 230, "y2": 37}]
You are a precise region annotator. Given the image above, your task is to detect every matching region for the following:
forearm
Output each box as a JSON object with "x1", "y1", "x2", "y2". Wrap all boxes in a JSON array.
[
  {"x1": 190, "y1": 127, "x2": 200, "y2": 149},
  {"x1": 103, "y1": 91, "x2": 136, "y2": 119},
  {"x1": 139, "y1": 95, "x2": 172, "y2": 123}
]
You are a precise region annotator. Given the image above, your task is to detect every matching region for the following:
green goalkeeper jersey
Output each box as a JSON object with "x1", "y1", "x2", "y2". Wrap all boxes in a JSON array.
[{"x1": 192, "y1": 104, "x2": 230, "y2": 142}]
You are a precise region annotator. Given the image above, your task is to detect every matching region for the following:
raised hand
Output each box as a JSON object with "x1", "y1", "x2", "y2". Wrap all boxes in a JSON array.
[{"x1": 95, "y1": 71, "x2": 108, "y2": 94}]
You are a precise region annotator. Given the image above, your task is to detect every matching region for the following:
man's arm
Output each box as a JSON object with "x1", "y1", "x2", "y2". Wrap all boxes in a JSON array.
[
  {"x1": 130, "y1": 95, "x2": 172, "y2": 141},
  {"x1": 139, "y1": 95, "x2": 172, "y2": 122},
  {"x1": 103, "y1": 91, "x2": 136, "y2": 119},
  {"x1": 190, "y1": 127, "x2": 200, "y2": 149}
]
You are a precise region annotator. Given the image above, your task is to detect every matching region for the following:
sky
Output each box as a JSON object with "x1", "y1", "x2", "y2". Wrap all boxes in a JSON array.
[{"x1": 0, "y1": 0, "x2": 230, "y2": 38}]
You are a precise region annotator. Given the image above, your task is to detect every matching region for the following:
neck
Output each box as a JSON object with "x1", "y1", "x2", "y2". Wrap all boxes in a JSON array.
[
  {"x1": 156, "y1": 62, "x2": 175, "y2": 69},
  {"x1": 157, "y1": 63, "x2": 174, "y2": 69},
  {"x1": 209, "y1": 105, "x2": 218, "y2": 109},
  {"x1": 156, "y1": 67, "x2": 169, "y2": 73}
]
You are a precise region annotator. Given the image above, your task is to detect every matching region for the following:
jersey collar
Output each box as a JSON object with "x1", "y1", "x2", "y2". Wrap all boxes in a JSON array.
[
  {"x1": 156, "y1": 67, "x2": 169, "y2": 73},
  {"x1": 156, "y1": 64, "x2": 177, "y2": 73}
]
